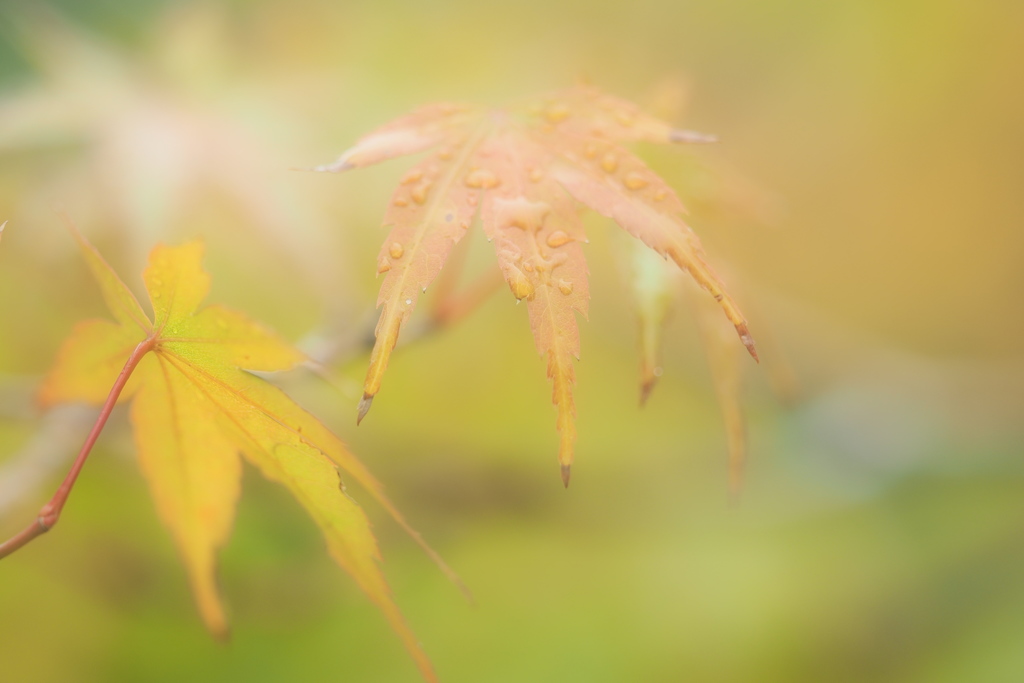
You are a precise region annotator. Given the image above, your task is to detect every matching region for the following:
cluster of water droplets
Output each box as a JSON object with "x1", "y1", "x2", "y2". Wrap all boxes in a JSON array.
[{"x1": 492, "y1": 198, "x2": 580, "y2": 303}]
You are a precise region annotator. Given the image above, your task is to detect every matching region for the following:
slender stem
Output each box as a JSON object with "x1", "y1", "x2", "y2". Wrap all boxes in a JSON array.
[{"x1": 0, "y1": 337, "x2": 156, "y2": 560}]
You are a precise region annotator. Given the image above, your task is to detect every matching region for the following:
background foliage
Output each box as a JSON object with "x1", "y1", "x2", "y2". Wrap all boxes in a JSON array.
[{"x1": 1, "y1": 0, "x2": 1022, "y2": 681}]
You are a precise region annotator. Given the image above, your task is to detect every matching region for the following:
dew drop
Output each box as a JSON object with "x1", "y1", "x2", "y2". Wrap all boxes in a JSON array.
[
  {"x1": 411, "y1": 181, "x2": 431, "y2": 204},
  {"x1": 377, "y1": 257, "x2": 391, "y2": 273},
  {"x1": 405, "y1": 298, "x2": 413, "y2": 306},
  {"x1": 601, "y1": 153, "x2": 618, "y2": 173},
  {"x1": 401, "y1": 169, "x2": 424, "y2": 185},
  {"x1": 546, "y1": 230, "x2": 572, "y2": 248},
  {"x1": 389, "y1": 242, "x2": 404, "y2": 259},
  {"x1": 523, "y1": 262, "x2": 535, "y2": 273},
  {"x1": 544, "y1": 103, "x2": 570, "y2": 123},
  {"x1": 653, "y1": 189, "x2": 667, "y2": 201},
  {"x1": 507, "y1": 266, "x2": 535, "y2": 301},
  {"x1": 624, "y1": 172, "x2": 648, "y2": 190},
  {"x1": 393, "y1": 196, "x2": 409, "y2": 207},
  {"x1": 464, "y1": 169, "x2": 500, "y2": 189},
  {"x1": 558, "y1": 279, "x2": 574, "y2": 295}
]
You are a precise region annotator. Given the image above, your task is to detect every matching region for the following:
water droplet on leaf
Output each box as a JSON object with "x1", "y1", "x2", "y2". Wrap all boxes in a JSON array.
[
  {"x1": 624, "y1": 172, "x2": 648, "y2": 190},
  {"x1": 507, "y1": 266, "x2": 535, "y2": 301},
  {"x1": 411, "y1": 181, "x2": 431, "y2": 204},
  {"x1": 546, "y1": 230, "x2": 572, "y2": 248},
  {"x1": 401, "y1": 169, "x2": 424, "y2": 185},
  {"x1": 544, "y1": 103, "x2": 570, "y2": 123},
  {"x1": 464, "y1": 169, "x2": 500, "y2": 189}
]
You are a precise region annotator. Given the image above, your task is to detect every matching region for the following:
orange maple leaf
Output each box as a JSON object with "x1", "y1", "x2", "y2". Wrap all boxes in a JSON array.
[
  {"x1": 22, "y1": 225, "x2": 459, "y2": 682},
  {"x1": 316, "y1": 85, "x2": 758, "y2": 486}
]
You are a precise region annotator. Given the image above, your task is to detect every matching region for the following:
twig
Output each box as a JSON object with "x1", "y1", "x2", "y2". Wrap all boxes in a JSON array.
[{"x1": 0, "y1": 336, "x2": 155, "y2": 560}]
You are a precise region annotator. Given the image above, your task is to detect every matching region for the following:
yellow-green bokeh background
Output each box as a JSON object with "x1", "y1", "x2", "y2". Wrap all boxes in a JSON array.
[{"x1": 1, "y1": 1, "x2": 1022, "y2": 681}]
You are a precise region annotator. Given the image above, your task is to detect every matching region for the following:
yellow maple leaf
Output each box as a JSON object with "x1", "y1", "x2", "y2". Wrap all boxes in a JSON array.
[{"x1": 30, "y1": 226, "x2": 458, "y2": 682}]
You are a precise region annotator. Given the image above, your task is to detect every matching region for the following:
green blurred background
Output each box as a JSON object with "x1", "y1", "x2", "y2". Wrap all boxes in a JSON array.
[{"x1": 1, "y1": 1, "x2": 1022, "y2": 681}]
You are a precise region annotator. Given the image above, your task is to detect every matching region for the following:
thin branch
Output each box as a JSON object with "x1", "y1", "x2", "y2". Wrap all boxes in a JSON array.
[{"x1": 0, "y1": 336, "x2": 155, "y2": 560}]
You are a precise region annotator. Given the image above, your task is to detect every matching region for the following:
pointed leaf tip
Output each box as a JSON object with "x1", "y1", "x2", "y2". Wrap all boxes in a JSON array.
[
  {"x1": 210, "y1": 621, "x2": 231, "y2": 644},
  {"x1": 356, "y1": 394, "x2": 374, "y2": 425},
  {"x1": 639, "y1": 378, "x2": 656, "y2": 407},
  {"x1": 670, "y1": 129, "x2": 719, "y2": 144},
  {"x1": 313, "y1": 160, "x2": 354, "y2": 174},
  {"x1": 728, "y1": 472, "x2": 744, "y2": 506},
  {"x1": 561, "y1": 464, "x2": 571, "y2": 488},
  {"x1": 737, "y1": 325, "x2": 759, "y2": 363}
]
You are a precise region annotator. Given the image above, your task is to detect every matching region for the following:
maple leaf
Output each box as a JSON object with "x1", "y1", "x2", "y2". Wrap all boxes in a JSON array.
[
  {"x1": 10, "y1": 225, "x2": 459, "y2": 682},
  {"x1": 0, "y1": 6, "x2": 349, "y2": 300},
  {"x1": 619, "y1": 236, "x2": 748, "y2": 496},
  {"x1": 315, "y1": 85, "x2": 758, "y2": 486}
]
